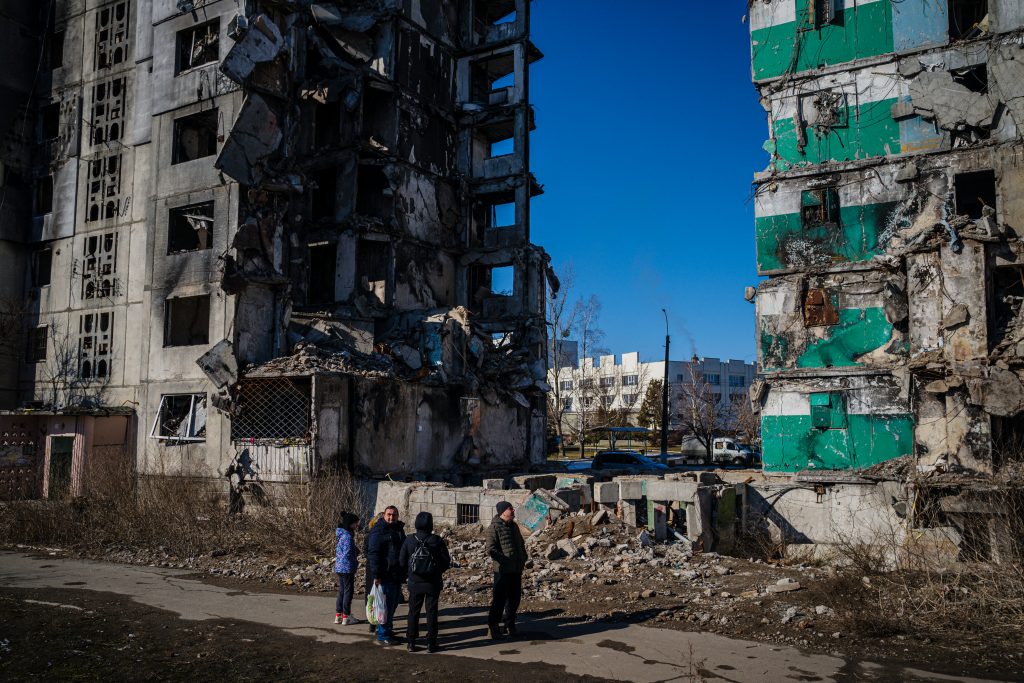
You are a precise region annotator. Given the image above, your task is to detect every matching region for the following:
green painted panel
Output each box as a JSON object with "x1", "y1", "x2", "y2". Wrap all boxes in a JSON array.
[
  {"x1": 772, "y1": 98, "x2": 901, "y2": 170},
  {"x1": 755, "y1": 201, "x2": 897, "y2": 272},
  {"x1": 751, "y1": 2, "x2": 894, "y2": 81},
  {"x1": 761, "y1": 412, "x2": 913, "y2": 472},
  {"x1": 797, "y1": 308, "x2": 893, "y2": 368}
]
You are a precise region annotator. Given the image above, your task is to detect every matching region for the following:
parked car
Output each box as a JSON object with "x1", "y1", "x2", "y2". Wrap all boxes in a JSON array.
[{"x1": 590, "y1": 450, "x2": 669, "y2": 472}]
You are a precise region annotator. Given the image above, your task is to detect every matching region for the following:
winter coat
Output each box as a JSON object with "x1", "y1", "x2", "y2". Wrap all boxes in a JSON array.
[
  {"x1": 334, "y1": 527, "x2": 358, "y2": 574},
  {"x1": 399, "y1": 530, "x2": 452, "y2": 593},
  {"x1": 485, "y1": 514, "x2": 527, "y2": 574},
  {"x1": 367, "y1": 520, "x2": 406, "y2": 583}
]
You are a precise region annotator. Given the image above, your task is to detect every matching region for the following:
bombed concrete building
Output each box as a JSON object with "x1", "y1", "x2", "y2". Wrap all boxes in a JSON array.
[
  {"x1": 0, "y1": 0, "x2": 551, "y2": 499},
  {"x1": 749, "y1": 0, "x2": 1024, "y2": 474}
]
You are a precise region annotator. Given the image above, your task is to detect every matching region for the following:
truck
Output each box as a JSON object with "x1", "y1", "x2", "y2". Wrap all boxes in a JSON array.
[{"x1": 669, "y1": 436, "x2": 758, "y2": 467}]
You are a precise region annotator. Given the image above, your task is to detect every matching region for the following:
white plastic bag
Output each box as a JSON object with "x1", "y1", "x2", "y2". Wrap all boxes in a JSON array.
[{"x1": 366, "y1": 583, "x2": 387, "y2": 626}]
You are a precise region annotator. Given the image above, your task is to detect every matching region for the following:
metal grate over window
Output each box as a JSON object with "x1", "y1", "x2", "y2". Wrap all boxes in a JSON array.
[
  {"x1": 456, "y1": 503, "x2": 480, "y2": 525},
  {"x1": 231, "y1": 377, "x2": 311, "y2": 442}
]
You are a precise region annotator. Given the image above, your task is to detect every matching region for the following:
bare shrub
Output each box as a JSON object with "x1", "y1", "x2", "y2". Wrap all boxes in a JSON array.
[{"x1": 248, "y1": 473, "x2": 371, "y2": 556}]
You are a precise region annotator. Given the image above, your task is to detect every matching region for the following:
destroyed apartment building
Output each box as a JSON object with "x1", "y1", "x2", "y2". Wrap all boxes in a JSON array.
[
  {"x1": 749, "y1": 0, "x2": 1024, "y2": 475},
  {"x1": 0, "y1": 0, "x2": 552, "y2": 500}
]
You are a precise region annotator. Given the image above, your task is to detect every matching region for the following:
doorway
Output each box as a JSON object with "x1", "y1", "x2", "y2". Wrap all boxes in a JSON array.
[{"x1": 48, "y1": 437, "x2": 74, "y2": 499}]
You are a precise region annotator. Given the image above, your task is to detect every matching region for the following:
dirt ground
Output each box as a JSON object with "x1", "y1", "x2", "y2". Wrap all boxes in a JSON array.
[{"x1": 0, "y1": 586, "x2": 609, "y2": 682}]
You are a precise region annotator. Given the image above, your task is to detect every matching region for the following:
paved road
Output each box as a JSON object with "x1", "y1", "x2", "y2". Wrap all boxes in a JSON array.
[{"x1": 0, "y1": 551, "x2": 1006, "y2": 682}]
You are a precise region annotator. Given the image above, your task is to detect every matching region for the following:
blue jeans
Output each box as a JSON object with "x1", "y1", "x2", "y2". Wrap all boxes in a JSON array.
[{"x1": 375, "y1": 581, "x2": 401, "y2": 641}]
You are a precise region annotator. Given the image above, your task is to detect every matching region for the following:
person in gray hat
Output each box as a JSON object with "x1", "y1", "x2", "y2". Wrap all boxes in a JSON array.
[{"x1": 484, "y1": 500, "x2": 527, "y2": 639}]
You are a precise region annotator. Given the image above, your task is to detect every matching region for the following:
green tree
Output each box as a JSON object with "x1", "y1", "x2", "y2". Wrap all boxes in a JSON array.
[{"x1": 637, "y1": 379, "x2": 662, "y2": 442}]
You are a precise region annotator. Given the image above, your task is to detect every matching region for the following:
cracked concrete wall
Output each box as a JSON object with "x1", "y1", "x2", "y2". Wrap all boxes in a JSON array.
[{"x1": 751, "y1": 2, "x2": 1024, "y2": 474}]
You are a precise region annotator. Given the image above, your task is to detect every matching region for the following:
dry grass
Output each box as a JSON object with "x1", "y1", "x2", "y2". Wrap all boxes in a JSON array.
[{"x1": 0, "y1": 455, "x2": 370, "y2": 560}]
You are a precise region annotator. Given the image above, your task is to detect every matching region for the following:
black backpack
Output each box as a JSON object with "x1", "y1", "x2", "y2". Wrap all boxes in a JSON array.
[{"x1": 409, "y1": 536, "x2": 436, "y2": 577}]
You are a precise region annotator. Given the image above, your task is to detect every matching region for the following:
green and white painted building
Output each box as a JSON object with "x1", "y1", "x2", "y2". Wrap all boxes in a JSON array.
[{"x1": 749, "y1": 0, "x2": 1024, "y2": 474}]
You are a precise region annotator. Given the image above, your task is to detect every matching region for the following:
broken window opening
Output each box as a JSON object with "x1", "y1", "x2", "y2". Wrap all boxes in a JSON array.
[
  {"x1": 32, "y1": 247, "x2": 52, "y2": 288},
  {"x1": 361, "y1": 86, "x2": 396, "y2": 149},
  {"x1": 45, "y1": 30, "x2": 65, "y2": 70},
  {"x1": 175, "y1": 18, "x2": 219, "y2": 75},
  {"x1": 150, "y1": 393, "x2": 207, "y2": 441},
  {"x1": 172, "y1": 109, "x2": 218, "y2": 164},
  {"x1": 489, "y1": 137, "x2": 514, "y2": 158},
  {"x1": 991, "y1": 415, "x2": 1024, "y2": 470},
  {"x1": 491, "y1": 202, "x2": 515, "y2": 228},
  {"x1": 40, "y1": 103, "x2": 60, "y2": 142},
  {"x1": 798, "y1": 0, "x2": 840, "y2": 31},
  {"x1": 164, "y1": 295, "x2": 210, "y2": 347},
  {"x1": 168, "y1": 201, "x2": 214, "y2": 253},
  {"x1": 800, "y1": 187, "x2": 840, "y2": 228},
  {"x1": 231, "y1": 378, "x2": 311, "y2": 442},
  {"x1": 949, "y1": 0, "x2": 988, "y2": 41},
  {"x1": 804, "y1": 288, "x2": 839, "y2": 327},
  {"x1": 314, "y1": 98, "x2": 341, "y2": 148},
  {"x1": 954, "y1": 169, "x2": 996, "y2": 220},
  {"x1": 456, "y1": 503, "x2": 480, "y2": 525},
  {"x1": 490, "y1": 331, "x2": 512, "y2": 348},
  {"x1": 307, "y1": 242, "x2": 337, "y2": 305},
  {"x1": 310, "y1": 169, "x2": 337, "y2": 221},
  {"x1": 469, "y1": 52, "x2": 515, "y2": 103},
  {"x1": 355, "y1": 164, "x2": 391, "y2": 218},
  {"x1": 26, "y1": 326, "x2": 47, "y2": 363},
  {"x1": 951, "y1": 63, "x2": 988, "y2": 94},
  {"x1": 357, "y1": 239, "x2": 390, "y2": 305},
  {"x1": 474, "y1": 0, "x2": 517, "y2": 27},
  {"x1": 490, "y1": 265, "x2": 514, "y2": 296},
  {"x1": 34, "y1": 176, "x2": 53, "y2": 216},
  {"x1": 988, "y1": 266, "x2": 1024, "y2": 352}
]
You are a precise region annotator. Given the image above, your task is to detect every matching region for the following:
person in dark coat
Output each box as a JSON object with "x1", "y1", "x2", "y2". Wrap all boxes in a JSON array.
[
  {"x1": 398, "y1": 511, "x2": 451, "y2": 653},
  {"x1": 485, "y1": 501, "x2": 528, "y2": 639},
  {"x1": 366, "y1": 505, "x2": 406, "y2": 645}
]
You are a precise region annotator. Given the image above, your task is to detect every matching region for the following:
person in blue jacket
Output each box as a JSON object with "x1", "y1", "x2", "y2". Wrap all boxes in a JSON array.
[
  {"x1": 334, "y1": 512, "x2": 360, "y2": 624},
  {"x1": 366, "y1": 505, "x2": 406, "y2": 645}
]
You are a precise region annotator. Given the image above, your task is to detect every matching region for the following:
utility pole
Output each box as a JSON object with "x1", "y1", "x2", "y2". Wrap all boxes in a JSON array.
[{"x1": 660, "y1": 308, "x2": 670, "y2": 464}]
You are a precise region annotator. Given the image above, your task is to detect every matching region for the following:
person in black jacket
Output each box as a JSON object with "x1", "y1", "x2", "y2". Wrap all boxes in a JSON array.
[
  {"x1": 399, "y1": 511, "x2": 451, "y2": 653},
  {"x1": 366, "y1": 505, "x2": 406, "y2": 645}
]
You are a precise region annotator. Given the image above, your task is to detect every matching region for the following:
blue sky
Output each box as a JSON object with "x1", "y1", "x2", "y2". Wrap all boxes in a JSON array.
[{"x1": 527, "y1": 2, "x2": 767, "y2": 364}]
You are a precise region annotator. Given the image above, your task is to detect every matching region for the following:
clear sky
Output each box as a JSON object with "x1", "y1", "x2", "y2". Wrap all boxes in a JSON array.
[{"x1": 528, "y1": 2, "x2": 767, "y2": 364}]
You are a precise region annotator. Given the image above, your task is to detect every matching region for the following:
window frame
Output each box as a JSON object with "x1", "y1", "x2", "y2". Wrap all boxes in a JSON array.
[{"x1": 150, "y1": 393, "x2": 207, "y2": 442}]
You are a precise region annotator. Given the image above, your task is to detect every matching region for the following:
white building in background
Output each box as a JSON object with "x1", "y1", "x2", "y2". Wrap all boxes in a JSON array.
[{"x1": 548, "y1": 351, "x2": 757, "y2": 429}]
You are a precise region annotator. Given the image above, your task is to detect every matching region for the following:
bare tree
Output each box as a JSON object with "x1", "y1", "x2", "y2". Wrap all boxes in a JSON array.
[
  {"x1": 572, "y1": 295, "x2": 605, "y2": 457},
  {"x1": 733, "y1": 393, "x2": 761, "y2": 449},
  {"x1": 546, "y1": 264, "x2": 579, "y2": 458},
  {"x1": 676, "y1": 359, "x2": 731, "y2": 461},
  {"x1": 38, "y1": 321, "x2": 110, "y2": 410}
]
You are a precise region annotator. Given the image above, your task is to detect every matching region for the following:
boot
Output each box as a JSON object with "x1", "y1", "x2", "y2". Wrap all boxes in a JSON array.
[
  {"x1": 504, "y1": 622, "x2": 518, "y2": 637},
  {"x1": 488, "y1": 623, "x2": 506, "y2": 640},
  {"x1": 407, "y1": 640, "x2": 417, "y2": 653},
  {"x1": 427, "y1": 641, "x2": 440, "y2": 653}
]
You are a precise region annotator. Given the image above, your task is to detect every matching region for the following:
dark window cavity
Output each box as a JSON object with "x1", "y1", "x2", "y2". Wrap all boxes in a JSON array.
[
  {"x1": 172, "y1": 109, "x2": 218, "y2": 164},
  {"x1": 164, "y1": 295, "x2": 210, "y2": 346},
  {"x1": 32, "y1": 248, "x2": 52, "y2": 288},
  {"x1": 168, "y1": 201, "x2": 214, "y2": 253},
  {"x1": 954, "y1": 169, "x2": 996, "y2": 220},
  {"x1": 26, "y1": 326, "x2": 47, "y2": 363},
  {"x1": 800, "y1": 187, "x2": 840, "y2": 228},
  {"x1": 307, "y1": 242, "x2": 337, "y2": 305},
  {"x1": 949, "y1": 0, "x2": 988, "y2": 41},
  {"x1": 175, "y1": 19, "x2": 219, "y2": 75},
  {"x1": 34, "y1": 176, "x2": 53, "y2": 216}
]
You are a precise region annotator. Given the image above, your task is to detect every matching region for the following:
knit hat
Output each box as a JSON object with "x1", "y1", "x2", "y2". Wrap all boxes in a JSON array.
[
  {"x1": 415, "y1": 511, "x2": 434, "y2": 533},
  {"x1": 495, "y1": 501, "x2": 513, "y2": 515}
]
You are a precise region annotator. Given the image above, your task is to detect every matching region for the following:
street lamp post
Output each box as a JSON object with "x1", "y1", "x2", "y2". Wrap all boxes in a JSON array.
[{"x1": 661, "y1": 309, "x2": 670, "y2": 464}]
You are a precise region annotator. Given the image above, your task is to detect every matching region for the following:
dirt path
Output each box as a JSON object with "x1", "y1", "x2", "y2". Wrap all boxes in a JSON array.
[{"x1": 0, "y1": 551, "x2": 1015, "y2": 683}]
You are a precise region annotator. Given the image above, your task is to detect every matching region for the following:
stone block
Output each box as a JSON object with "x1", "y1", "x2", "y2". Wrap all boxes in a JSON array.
[
  {"x1": 646, "y1": 480, "x2": 698, "y2": 502},
  {"x1": 483, "y1": 478, "x2": 505, "y2": 490},
  {"x1": 594, "y1": 482, "x2": 619, "y2": 504},
  {"x1": 617, "y1": 479, "x2": 645, "y2": 500},
  {"x1": 431, "y1": 489, "x2": 456, "y2": 505},
  {"x1": 554, "y1": 488, "x2": 582, "y2": 510}
]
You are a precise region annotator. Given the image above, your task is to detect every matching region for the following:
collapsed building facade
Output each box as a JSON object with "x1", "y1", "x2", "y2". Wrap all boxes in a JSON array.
[
  {"x1": 0, "y1": 0, "x2": 551, "y2": 499},
  {"x1": 749, "y1": 0, "x2": 1024, "y2": 475}
]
